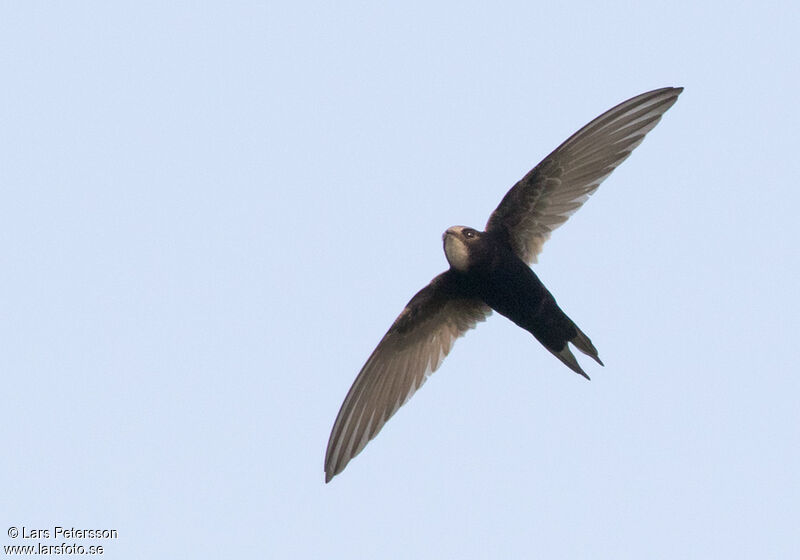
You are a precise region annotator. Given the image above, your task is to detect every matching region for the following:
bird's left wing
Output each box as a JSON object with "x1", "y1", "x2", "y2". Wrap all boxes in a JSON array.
[
  {"x1": 486, "y1": 87, "x2": 682, "y2": 263},
  {"x1": 325, "y1": 270, "x2": 490, "y2": 482}
]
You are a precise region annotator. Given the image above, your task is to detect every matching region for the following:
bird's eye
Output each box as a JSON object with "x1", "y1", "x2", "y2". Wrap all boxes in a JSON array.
[{"x1": 463, "y1": 229, "x2": 476, "y2": 239}]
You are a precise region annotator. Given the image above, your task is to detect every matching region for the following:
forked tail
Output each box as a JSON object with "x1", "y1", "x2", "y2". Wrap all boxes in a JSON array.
[{"x1": 547, "y1": 322, "x2": 603, "y2": 380}]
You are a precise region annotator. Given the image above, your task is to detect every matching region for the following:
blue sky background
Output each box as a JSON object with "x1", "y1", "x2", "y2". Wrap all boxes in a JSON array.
[{"x1": 2, "y1": 2, "x2": 798, "y2": 558}]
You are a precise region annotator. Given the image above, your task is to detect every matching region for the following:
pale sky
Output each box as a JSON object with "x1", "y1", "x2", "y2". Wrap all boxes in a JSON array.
[{"x1": 2, "y1": 2, "x2": 798, "y2": 558}]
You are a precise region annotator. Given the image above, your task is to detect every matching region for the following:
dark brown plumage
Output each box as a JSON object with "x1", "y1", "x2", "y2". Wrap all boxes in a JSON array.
[{"x1": 325, "y1": 87, "x2": 683, "y2": 482}]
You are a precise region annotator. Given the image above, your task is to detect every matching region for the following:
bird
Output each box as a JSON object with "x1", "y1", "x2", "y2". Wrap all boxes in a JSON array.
[{"x1": 324, "y1": 86, "x2": 683, "y2": 482}]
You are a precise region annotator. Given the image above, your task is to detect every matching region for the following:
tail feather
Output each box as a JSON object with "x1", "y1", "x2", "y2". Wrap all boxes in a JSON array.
[
  {"x1": 520, "y1": 290, "x2": 603, "y2": 378},
  {"x1": 570, "y1": 326, "x2": 604, "y2": 366},
  {"x1": 544, "y1": 323, "x2": 603, "y2": 380},
  {"x1": 550, "y1": 345, "x2": 591, "y2": 380}
]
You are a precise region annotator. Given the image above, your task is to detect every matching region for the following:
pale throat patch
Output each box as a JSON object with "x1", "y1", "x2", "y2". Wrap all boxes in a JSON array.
[{"x1": 444, "y1": 235, "x2": 470, "y2": 271}]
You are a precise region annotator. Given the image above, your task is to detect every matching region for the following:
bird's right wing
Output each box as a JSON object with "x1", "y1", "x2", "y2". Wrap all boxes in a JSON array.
[
  {"x1": 486, "y1": 87, "x2": 683, "y2": 263},
  {"x1": 325, "y1": 270, "x2": 491, "y2": 482}
]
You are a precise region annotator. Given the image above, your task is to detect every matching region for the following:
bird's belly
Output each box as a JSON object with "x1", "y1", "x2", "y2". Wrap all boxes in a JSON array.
[
  {"x1": 477, "y1": 269, "x2": 579, "y2": 354},
  {"x1": 476, "y1": 270, "x2": 550, "y2": 329}
]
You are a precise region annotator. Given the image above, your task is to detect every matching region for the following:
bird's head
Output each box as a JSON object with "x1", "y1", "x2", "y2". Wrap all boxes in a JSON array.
[{"x1": 442, "y1": 226, "x2": 484, "y2": 272}]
